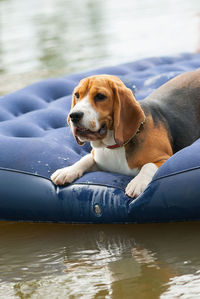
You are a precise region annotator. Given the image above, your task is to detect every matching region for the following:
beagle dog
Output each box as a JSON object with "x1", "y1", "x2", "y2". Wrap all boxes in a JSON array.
[{"x1": 51, "y1": 69, "x2": 200, "y2": 197}]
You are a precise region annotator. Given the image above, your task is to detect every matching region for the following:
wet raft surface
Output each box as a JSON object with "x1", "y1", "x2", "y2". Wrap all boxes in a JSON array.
[{"x1": 0, "y1": 53, "x2": 200, "y2": 223}]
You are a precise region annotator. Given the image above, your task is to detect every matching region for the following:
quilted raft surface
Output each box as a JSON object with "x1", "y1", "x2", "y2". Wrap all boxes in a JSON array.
[{"x1": 1, "y1": 53, "x2": 200, "y2": 223}]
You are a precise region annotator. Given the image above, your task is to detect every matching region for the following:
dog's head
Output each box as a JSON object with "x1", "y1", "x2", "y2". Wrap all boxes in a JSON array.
[{"x1": 68, "y1": 75, "x2": 145, "y2": 146}]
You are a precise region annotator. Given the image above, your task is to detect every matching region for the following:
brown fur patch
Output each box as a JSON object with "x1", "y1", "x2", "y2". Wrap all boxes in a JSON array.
[
  {"x1": 125, "y1": 115, "x2": 173, "y2": 170},
  {"x1": 89, "y1": 120, "x2": 97, "y2": 129}
]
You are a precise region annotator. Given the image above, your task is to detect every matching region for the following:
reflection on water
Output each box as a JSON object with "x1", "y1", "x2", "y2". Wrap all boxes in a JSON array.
[
  {"x1": 0, "y1": 0, "x2": 200, "y2": 94},
  {"x1": 1, "y1": 222, "x2": 200, "y2": 298},
  {"x1": 161, "y1": 272, "x2": 200, "y2": 298}
]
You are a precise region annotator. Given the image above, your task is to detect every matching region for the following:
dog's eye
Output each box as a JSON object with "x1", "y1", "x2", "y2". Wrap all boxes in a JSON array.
[
  {"x1": 74, "y1": 92, "x2": 79, "y2": 99},
  {"x1": 94, "y1": 93, "x2": 106, "y2": 102}
]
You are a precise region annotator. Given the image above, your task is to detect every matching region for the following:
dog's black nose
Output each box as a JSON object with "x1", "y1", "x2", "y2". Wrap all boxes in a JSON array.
[{"x1": 69, "y1": 111, "x2": 84, "y2": 123}]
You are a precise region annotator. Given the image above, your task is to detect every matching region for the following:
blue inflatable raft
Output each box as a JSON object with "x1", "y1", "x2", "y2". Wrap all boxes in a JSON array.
[{"x1": 1, "y1": 53, "x2": 200, "y2": 223}]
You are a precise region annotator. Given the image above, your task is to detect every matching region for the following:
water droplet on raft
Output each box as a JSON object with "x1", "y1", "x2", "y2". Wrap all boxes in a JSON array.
[{"x1": 132, "y1": 85, "x2": 137, "y2": 92}]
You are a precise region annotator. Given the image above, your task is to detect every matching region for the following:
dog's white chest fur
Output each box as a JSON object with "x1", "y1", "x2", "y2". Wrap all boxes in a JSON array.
[{"x1": 93, "y1": 146, "x2": 139, "y2": 176}]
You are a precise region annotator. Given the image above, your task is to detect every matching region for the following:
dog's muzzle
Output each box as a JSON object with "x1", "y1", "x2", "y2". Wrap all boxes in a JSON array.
[{"x1": 69, "y1": 111, "x2": 84, "y2": 124}]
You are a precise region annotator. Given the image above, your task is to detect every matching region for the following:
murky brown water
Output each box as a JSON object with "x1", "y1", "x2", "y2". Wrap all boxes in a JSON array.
[
  {"x1": 1, "y1": 222, "x2": 200, "y2": 298},
  {"x1": 1, "y1": 0, "x2": 200, "y2": 298}
]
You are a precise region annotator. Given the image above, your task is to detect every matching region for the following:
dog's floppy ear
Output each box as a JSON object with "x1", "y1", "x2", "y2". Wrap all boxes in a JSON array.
[{"x1": 112, "y1": 81, "x2": 145, "y2": 146}]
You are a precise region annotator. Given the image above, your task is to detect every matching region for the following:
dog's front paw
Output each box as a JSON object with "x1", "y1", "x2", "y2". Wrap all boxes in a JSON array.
[
  {"x1": 125, "y1": 163, "x2": 157, "y2": 198},
  {"x1": 125, "y1": 175, "x2": 150, "y2": 198},
  {"x1": 51, "y1": 166, "x2": 82, "y2": 185}
]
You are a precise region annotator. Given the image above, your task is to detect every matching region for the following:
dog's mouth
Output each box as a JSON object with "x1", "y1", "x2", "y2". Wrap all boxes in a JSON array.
[{"x1": 74, "y1": 124, "x2": 107, "y2": 144}]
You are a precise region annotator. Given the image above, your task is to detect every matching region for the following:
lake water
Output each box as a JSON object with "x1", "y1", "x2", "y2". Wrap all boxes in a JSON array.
[
  {"x1": 0, "y1": 0, "x2": 200, "y2": 94},
  {"x1": 1, "y1": 0, "x2": 200, "y2": 298},
  {"x1": 1, "y1": 222, "x2": 200, "y2": 298}
]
